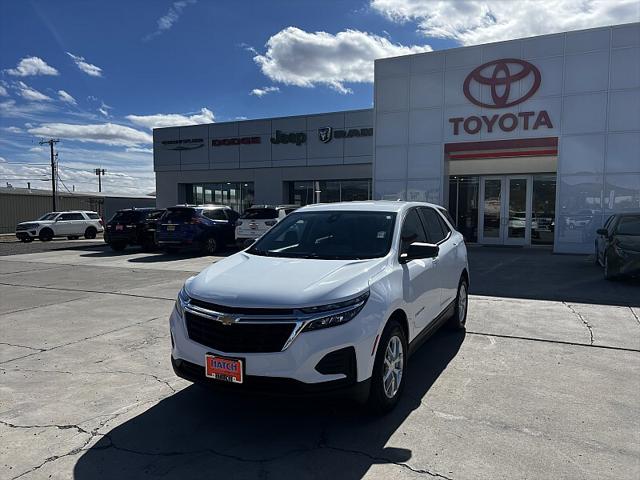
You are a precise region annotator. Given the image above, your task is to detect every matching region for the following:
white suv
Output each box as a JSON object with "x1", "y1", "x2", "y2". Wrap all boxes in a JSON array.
[
  {"x1": 235, "y1": 205, "x2": 297, "y2": 247},
  {"x1": 15, "y1": 211, "x2": 104, "y2": 242},
  {"x1": 171, "y1": 201, "x2": 469, "y2": 412}
]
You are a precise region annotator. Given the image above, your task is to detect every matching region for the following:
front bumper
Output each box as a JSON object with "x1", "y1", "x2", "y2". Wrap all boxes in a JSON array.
[
  {"x1": 171, "y1": 356, "x2": 370, "y2": 400},
  {"x1": 16, "y1": 231, "x2": 36, "y2": 240}
]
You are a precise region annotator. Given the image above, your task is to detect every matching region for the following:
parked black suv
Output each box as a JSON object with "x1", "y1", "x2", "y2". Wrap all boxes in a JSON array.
[
  {"x1": 156, "y1": 205, "x2": 239, "y2": 254},
  {"x1": 595, "y1": 213, "x2": 640, "y2": 279},
  {"x1": 104, "y1": 208, "x2": 165, "y2": 252}
]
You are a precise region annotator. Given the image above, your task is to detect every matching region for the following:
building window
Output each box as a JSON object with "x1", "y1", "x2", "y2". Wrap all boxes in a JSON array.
[
  {"x1": 286, "y1": 179, "x2": 372, "y2": 206},
  {"x1": 185, "y1": 182, "x2": 254, "y2": 212}
]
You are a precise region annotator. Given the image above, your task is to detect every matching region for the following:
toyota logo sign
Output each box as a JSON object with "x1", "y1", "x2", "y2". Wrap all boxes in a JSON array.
[{"x1": 463, "y1": 58, "x2": 541, "y2": 109}]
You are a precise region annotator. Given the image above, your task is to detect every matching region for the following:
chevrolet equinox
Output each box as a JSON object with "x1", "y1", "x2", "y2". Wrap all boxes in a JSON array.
[{"x1": 170, "y1": 201, "x2": 469, "y2": 412}]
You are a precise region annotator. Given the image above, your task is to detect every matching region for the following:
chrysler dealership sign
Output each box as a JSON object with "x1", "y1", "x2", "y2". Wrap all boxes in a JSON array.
[{"x1": 449, "y1": 59, "x2": 553, "y2": 135}]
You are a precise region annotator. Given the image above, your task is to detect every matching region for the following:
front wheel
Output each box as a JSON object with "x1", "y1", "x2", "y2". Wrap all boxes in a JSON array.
[
  {"x1": 447, "y1": 278, "x2": 468, "y2": 330},
  {"x1": 39, "y1": 229, "x2": 53, "y2": 242},
  {"x1": 367, "y1": 320, "x2": 407, "y2": 414}
]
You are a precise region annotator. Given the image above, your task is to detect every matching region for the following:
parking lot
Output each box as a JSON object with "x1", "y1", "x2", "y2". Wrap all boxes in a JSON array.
[{"x1": 0, "y1": 241, "x2": 638, "y2": 479}]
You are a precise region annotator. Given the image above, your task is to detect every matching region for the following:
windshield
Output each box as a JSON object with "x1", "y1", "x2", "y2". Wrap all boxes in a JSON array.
[
  {"x1": 248, "y1": 210, "x2": 397, "y2": 260},
  {"x1": 241, "y1": 208, "x2": 277, "y2": 219},
  {"x1": 616, "y1": 215, "x2": 640, "y2": 235},
  {"x1": 38, "y1": 213, "x2": 58, "y2": 221}
]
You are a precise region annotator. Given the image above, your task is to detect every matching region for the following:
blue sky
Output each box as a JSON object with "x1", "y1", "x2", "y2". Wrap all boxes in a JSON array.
[{"x1": 1, "y1": 0, "x2": 637, "y2": 194}]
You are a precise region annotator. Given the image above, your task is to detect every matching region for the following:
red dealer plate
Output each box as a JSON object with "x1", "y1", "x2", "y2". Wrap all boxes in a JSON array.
[
  {"x1": 205, "y1": 354, "x2": 243, "y2": 384},
  {"x1": 115, "y1": 225, "x2": 123, "y2": 231}
]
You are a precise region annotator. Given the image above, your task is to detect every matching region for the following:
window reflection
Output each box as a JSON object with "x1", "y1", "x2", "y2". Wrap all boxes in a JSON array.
[
  {"x1": 185, "y1": 182, "x2": 254, "y2": 212},
  {"x1": 532, "y1": 175, "x2": 556, "y2": 245},
  {"x1": 286, "y1": 179, "x2": 372, "y2": 206}
]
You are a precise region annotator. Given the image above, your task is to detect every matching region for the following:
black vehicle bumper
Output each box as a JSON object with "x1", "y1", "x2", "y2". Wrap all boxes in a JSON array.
[
  {"x1": 15, "y1": 231, "x2": 35, "y2": 240},
  {"x1": 171, "y1": 356, "x2": 371, "y2": 402}
]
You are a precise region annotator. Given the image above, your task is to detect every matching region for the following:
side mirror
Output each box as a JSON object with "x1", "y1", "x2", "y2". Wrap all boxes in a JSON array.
[
  {"x1": 399, "y1": 242, "x2": 439, "y2": 264},
  {"x1": 596, "y1": 228, "x2": 608, "y2": 236}
]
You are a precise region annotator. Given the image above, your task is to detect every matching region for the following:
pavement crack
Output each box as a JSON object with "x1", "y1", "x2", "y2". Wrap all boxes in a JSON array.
[
  {"x1": 0, "y1": 342, "x2": 44, "y2": 352},
  {"x1": 0, "y1": 419, "x2": 90, "y2": 435},
  {"x1": 630, "y1": 307, "x2": 640, "y2": 327},
  {"x1": 563, "y1": 302, "x2": 594, "y2": 345},
  {"x1": 0, "y1": 316, "x2": 164, "y2": 366}
]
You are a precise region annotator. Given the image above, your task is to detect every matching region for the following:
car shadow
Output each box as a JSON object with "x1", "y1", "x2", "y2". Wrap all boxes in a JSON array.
[
  {"x1": 73, "y1": 329, "x2": 465, "y2": 479},
  {"x1": 468, "y1": 246, "x2": 640, "y2": 307}
]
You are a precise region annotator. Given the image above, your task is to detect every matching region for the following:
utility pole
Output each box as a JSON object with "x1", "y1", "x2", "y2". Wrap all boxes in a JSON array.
[
  {"x1": 95, "y1": 168, "x2": 106, "y2": 192},
  {"x1": 39, "y1": 138, "x2": 59, "y2": 211}
]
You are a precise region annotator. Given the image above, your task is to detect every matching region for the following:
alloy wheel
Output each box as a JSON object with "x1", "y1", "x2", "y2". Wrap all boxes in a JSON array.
[
  {"x1": 458, "y1": 282, "x2": 468, "y2": 325},
  {"x1": 383, "y1": 335, "x2": 404, "y2": 399}
]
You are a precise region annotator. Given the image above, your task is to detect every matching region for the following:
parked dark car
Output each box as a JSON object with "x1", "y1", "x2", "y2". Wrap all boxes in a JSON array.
[
  {"x1": 595, "y1": 213, "x2": 640, "y2": 280},
  {"x1": 156, "y1": 205, "x2": 239, "y2": 254},
  {"x1": 104, "y1": 208, "x2": 165, "y2": 252}
]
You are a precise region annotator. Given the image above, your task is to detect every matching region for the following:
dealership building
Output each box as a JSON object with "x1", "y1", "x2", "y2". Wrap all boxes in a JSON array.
[{"x1": 154, "y1": 22, "x2": 640, "y2": 253}]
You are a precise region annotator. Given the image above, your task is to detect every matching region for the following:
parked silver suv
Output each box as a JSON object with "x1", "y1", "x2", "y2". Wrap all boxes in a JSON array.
[{"x1": 15, "y1": 211, "x2": 104, "y2": 242}]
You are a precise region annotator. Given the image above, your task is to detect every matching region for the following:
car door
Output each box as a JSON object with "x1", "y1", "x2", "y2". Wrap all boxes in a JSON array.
[
  {"x1": 399, "y1": 208, "x2": 442, "y2": 332},
  {"x1": 55, "y1": 213, "x2": 75, "y2": 235},
  {"x1": 419, "y1": 207, "x2": 459, "y2": 309}
]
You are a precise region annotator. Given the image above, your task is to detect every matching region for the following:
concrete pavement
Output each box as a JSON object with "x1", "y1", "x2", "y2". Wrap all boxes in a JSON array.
[{"x1": 0, "y1": 245, "x2": 638, "y2": 479}]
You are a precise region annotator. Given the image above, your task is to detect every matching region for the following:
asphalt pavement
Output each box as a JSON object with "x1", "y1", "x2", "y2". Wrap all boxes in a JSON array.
[{"x1": 0, "y1": 244, "x2": 638, "y2": 479}]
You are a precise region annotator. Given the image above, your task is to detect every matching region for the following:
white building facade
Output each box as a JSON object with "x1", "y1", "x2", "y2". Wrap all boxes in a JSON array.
[{"x1": 154, "y1": 23, "x2": 640, "y2": 254}]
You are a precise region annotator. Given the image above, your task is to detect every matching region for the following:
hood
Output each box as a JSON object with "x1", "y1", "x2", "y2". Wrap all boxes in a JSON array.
[
  {"x1": 186, "y1": 252, "x2": 388, "y2": 309},
  {"x1": 19, "y1": 220, "x2": 53, "y2": 226}
]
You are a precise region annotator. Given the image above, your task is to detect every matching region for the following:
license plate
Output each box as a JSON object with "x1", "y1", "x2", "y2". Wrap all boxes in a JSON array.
[
  {"x1": 115, "y1": 225, "x2": 123, "y2": 231},
  {"x1": 205, "y1": 354, "x2": 243, "y2": 383},
  {"x1": 167, "y1": 225, "x2": 175, "y2": 231},
  {"x1": 250, "y1": 224, "x2": 257, "y2": 230}
]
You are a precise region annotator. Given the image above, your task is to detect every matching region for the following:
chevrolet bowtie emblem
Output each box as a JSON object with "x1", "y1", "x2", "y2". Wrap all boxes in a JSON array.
[{"x1": 217, "y1": 315, "x2": 238, "y2": 326}]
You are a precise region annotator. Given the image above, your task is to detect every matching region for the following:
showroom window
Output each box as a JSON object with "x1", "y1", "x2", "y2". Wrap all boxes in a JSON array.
[
  {"x1": 286, "y1": 179, "x2": 371, "y2": 206},
  {"x1": 185, "y1": 182, "x2": 254, "y2": 212}
]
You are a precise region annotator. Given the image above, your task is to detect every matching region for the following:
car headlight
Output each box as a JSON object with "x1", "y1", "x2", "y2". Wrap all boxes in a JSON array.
[
  {"x1": 175, "y1": 286, "x2": 190, "y2": 318},
  {"x1": 302, "y1": 291, "x2": 370, "y2": 332}
]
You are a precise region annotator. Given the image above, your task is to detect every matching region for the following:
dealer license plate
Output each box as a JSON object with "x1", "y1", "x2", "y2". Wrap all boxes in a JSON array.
[
  {"x1": 115, "y1": 225, "x2": 123, "y2": 231},
  {"x1": 205, "y1": 354, "x2": 243, "y2": 383}
]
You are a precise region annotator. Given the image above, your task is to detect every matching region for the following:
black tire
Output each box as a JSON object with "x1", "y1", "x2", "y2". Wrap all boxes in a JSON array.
[
  {"x1": 110, "y1": 242, "x2": 127, "y2": 252},
  {"x1": 39, "y1": 228, "x2": 53, "y2": 242},
  {"x1": 604, "y1": 252, "x2": 617, "y2": 281},
  {"x1": 447, "y1": 277, "x2": 469, "y2": 330},
  {"x1": 203, "y1": 236, "x2": 219, "y2": 255},
  {"x1": 84, "y1": 227, "x2": 97, "y2": 239},
  {"x1": 367, "y1": 320, "x2": 407, "y2": 414}
]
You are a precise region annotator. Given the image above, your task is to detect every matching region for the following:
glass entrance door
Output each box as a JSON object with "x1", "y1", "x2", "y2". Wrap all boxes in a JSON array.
[{"x1": 479, "y1": 176, "x2": 532, "y2": 245}]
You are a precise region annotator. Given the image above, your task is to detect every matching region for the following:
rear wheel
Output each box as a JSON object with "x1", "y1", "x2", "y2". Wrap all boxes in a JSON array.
[
  {"x1": 447, "y1": 278, "x2": 468, "y2": 330},
  {"x1": 367, "y1": 320, "x2": 407, "y2": 414},
  {"x1": 39, "y1": 228, "x2": 53, "y2": 242},
  {"x1": 84, "y1": 227, "x2": 97, "y2": 239},
  {"x1": 203, "y1": 236, "x2": 218, "y2": 255}
]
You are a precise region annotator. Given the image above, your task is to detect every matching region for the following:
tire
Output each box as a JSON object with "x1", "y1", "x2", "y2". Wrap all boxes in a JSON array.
[
  {"x1": 84, "y1": 227, "x2": 97, "y2": 239},
  {"x1": 367, "y1": 320, "x2": 407, "y2": 414},
  {"x1": 39, "y1": 228, "x2": 53, "y2": 242},
  {"x1": 110, "y1": 242, "x2": 127, "y2": 252},
  {"x1": 447, "y1": 278, "x2": 469, "y2": 330},
  {"x1": 203, "y1": 236, "x2": 219, "y2": 255},
  {"x1": 604, "y1": 252, "x2": 617, "y2": 281}
]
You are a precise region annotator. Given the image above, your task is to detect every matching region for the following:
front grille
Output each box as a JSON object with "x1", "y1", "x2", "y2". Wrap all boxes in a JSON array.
[
  {"x1": 185, "y1": 312, "x2": 296, "y2": 353},
  {"x1": 189, "y1": 298, "x2": 294, "y2": 316}
]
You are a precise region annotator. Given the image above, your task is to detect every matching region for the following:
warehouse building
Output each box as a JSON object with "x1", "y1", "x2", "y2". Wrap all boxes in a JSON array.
[{"x1": 154, "y1": 22, "x2": 640, "y2": 253}]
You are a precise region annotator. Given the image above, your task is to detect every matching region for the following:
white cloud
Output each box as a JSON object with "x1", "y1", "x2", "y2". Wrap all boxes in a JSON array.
[
  {"x1": 145, "y1": 0, "x2": 196, "y2": 40},
  {"x1": 27, "y1": 123, "x2": 152, "y2": 147},
  {"x1": 126, "y1": 107, "x2": 215, "y2": 129},
  {"x1": 250, "y1": 86, "x2": 280, "y2": 97},
  {"x1": 5, "y1": 56, "x2": 59, "y2": 76},
  {"x1": 0, "y1": 86, "x2": 8, "y2": 96},
  {"x1": 16, "y1": 81, "x2": 52, "y2": 102},
  {"x1": 254, "y1": 27, "x2": 431, "y2": 93},
  {"x1": 66, "y1": 52, "x2": 103, "y2": 77},
  {"x1": 57, "y1": 90, "x2": 77, "y2": 105},
  {"x1": 125, "y1": 147, "x2": 153, "y2": 154},
  {"x1": 98, "y1": 102, "x2": 112, "y2": 117},
  {"x1": 3, "y1": 126, "x2": 24, "y2": 134},
  {"x1": 370, "y1": 0, "x2": 640, "y2": 46}
]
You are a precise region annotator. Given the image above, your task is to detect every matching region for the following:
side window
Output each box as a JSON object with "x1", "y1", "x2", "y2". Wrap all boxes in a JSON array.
[
  {"x1": 420, "y1": 207, "x2": 448, "y2": 244},
  {"x1": 59, "y1": 213, "x2": 82, "y2": 221},
  {"x1": 203, "y1": 209, "x2": 227, "y2": 221},
  {"x1": 400, "y1": 209, "x2": 428, "y2": 251},
  {"x1": 86, "y1": 212, "x2": 100, "y2": 220}
]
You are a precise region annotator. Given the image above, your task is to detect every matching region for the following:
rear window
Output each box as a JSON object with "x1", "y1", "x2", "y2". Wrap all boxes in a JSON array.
[
  {"x1": 146, "y1": 210, "x2": 165, "y2": 221},
  {"x1": 86, "y1": 212, "x2": 100, "y2": 219},
  {"x1": 163, "y1": 208, "x2": 195, "y2": 223},
  {"x1": 241, "y1": 208, "x2": 278, "y2": 220},
  {"x1": 111, "y1": 211, "x2": 143, "y2": 223},
  {"x1": 616, "y1": 216, "x2": 640, "y2": 235}
]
